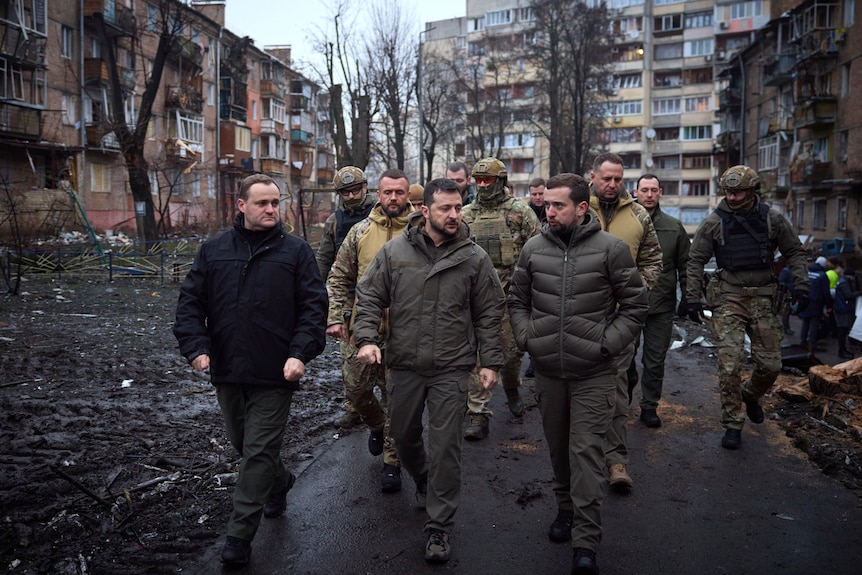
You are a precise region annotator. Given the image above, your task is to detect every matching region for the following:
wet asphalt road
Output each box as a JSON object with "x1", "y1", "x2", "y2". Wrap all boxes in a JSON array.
[{"x1": 191, "y1": 330, "x2": 861, "y2": 575}]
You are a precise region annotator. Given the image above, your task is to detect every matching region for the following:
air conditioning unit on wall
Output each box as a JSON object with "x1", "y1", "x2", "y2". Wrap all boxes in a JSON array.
[{"x1": 719, "y1": 21, "x2": 729, "y2": 30}]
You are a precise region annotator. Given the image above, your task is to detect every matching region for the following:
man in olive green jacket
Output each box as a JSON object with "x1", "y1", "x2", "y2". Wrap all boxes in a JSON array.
[{"x1": 354, "y1": 178, "x2": 504, "y2": 564}]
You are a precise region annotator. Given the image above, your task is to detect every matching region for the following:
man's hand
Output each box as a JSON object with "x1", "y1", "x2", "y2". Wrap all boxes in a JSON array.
[
  {"x1": 191, "y1": 353, "x2": 210, "y2": 371},
  {"x1": 679, "y1": 301, "x2": 705, "y2": 323},
  {"x1": 793, "y1": 289, "x2": 810, "y2": 314},
  {"x1": 326, "y1": 323, "x2": 347, "y2": 340},
  {"x1": 283, "y1": 357, "x2": 305, "y2": 382},
  {"x1": 357, "y1": 344, "x2": 382, "y2": 365},
  {"x1": 479, "y1": 368, "x2": 499, "y2": 390}
]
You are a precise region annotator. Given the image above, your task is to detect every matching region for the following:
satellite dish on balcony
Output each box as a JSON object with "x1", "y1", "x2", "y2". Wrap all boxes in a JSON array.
[
  {"x1": 645, "y1": 158, "x2": 655, "y2": 168},
  {"x1": 646, "y1": 128, "x2": 656, "y2": 139},
  {"x1": 629, "y1": 29, "x2": 640, "y2": 39}
]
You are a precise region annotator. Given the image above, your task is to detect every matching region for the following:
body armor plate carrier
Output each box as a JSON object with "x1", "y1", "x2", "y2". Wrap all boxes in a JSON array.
[
  {"x1": 714, "y1": 203, "x2": 775, "y2": 271},
  {"x1": 334, "y1": 203, "x2": 374, "y2": 254},
  {"x1": 469, "y1": 202, "x2": 516, "y2": 267}
]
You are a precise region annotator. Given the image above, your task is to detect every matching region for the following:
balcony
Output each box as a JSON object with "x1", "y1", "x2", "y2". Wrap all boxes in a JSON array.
[
  {"x1": 84, "y1": 0, "x2": 136, "y2": 36},
  {"x1": 166, "y1": 86, "x2": 204, "y2": 113},
  {"x1": 260, "y1": 79, "x2": 285, "y2": 99},
  {"x1": 0, "y1": 102, "x2": 41, "y2": 140},
  {"x1": 168, "y1": 36, "x2": 203, "y2": 69},
  {"x1": 259, "y1": 118, "x2": 285, "y2": 134},
  {"x1": 85, "y1": 123, "x2": 121, "y2": 151},
  {"x1": 290, "y1": 94, "x2": 310, "y2": 111},
  {"x1": 0, "y1": 27, "x2": 46, "y2": 66},
  {"x1": 261, "y1": 158, "x2": 286, "y2": 175},
  {"x1": 794, "y1": 97, "x2": 836, "y2": 128},
  {"x1": 290, "y1": 129, "x2": 313, "y2": 145},
  {"x1": 166, "y1": 138, "x2": 201, "y2": 163},
  {"x1": 763, "y1": 53, "x2": 798, "y2": 86},
  {"x1": 719, "y1": 87, "x2": 742, "y2": 109}
]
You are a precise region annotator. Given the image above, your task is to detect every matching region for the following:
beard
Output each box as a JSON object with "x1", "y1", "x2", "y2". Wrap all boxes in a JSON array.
[
  {"x1": 428, "y1": 216, "x2": 458, "y2": 240},
  {"x1": 383, "y1": 203, "x2": 408, "y2": 217}
]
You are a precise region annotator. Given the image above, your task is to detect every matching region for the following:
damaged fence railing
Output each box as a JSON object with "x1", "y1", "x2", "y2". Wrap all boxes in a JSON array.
[{"x1": 2, "y1": 238, "x2": 206, "y2": 282}]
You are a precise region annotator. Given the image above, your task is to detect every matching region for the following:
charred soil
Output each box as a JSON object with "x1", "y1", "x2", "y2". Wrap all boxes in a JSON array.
[{"x1": 0, "y1": 277, "x2": 860, "y2": 574}]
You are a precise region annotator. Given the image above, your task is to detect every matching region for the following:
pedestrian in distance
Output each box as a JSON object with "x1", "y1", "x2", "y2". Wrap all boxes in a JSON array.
[
  {"x1": 445, "y1": 161, "x2": 476, "y2": 205},
  {"x1": 316, "y1": 166, "x2": 376, "y2": 429},
  {"x1": 526, "y1": 177, "x2": 547, "y2": 223},
  {"x1": 588, "y1": 152, "x2": 662, "y2": 491},
  {"x1": 325, "y1": 169, "x2": 414, "y2": 493},
  {"x1": 353, "y1": 178, "x2": 505, "y2": 564},
  {"x1": 682, "y1": 165, "x2": 810, "y2": 450},
  {"x1": 799, "y1": 255, "x2": 832, "y2": 356},
  {"x1": 173, "y1": 174, "x2": 328, "y2": 566},
  {"x1": 509, "y1": 172, "x2": 648, "y2": 575},
  {"x1": 835, "y1": 268, "x2": 860, "y2": 359},
  {"x1": 629, "y1": 174, "x2": 690, "y2": 428},
  {"x1": 460, "y1": 157, "x2": 541, "y2": 440}
]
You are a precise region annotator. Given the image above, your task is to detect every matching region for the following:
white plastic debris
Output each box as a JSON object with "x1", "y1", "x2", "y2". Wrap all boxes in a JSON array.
[{"x1": 120, "y1": 379, "x2": 133, "y2": 388}]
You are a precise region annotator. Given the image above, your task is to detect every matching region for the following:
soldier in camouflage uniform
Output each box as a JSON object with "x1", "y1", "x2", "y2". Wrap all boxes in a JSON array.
[
  {"x1": 326, "y1": 169, "x2": 413, "y2": 491},
  {"x1": 461, "y1": 158, "x2": 541, "y2": 439},
  {"x1": 316, "y1": 167, "x2": 377, "y2": 428},
  {"x1": 682, "y1": 165, "x2": 809, "y2": 450},
  {"x1": 588, "y1": 152, "x2": 663, "y2": 491}
]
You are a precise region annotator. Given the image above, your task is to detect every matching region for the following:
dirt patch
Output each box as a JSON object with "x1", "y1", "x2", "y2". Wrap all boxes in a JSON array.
[
  {"x1": 0, "y1": 277, "x2": 860, "y2": 574},
  {"x1": 0, "y1": 277, "x2": 345, "y2": 574}
]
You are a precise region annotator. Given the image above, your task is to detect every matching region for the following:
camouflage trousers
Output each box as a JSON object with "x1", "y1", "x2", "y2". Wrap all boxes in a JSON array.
[
  {"x1": 707, "y1": 289, "x2": 783, "y2": 430},
  {"x1": 341, "y1": 339, "x2": 399, "y2": 466},
  {"x1": 466, "y1": 306, "x2": 522, "y2": 416}
]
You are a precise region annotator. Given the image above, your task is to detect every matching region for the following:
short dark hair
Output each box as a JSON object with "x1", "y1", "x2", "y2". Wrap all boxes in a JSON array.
[
  {"x1": 379, "y1": 168, "x2": 409, "y2": 186},
  {"x1": 636, "y1": 173, "x2": 661, "y2": 189},
  {"x1": 546, "y1": 173, "x2": 589, "y2": 205},
  {"x1": 529, "y1": 177, "x2": 546, "y2": 188},
  {"x1": 240, "y1": 174, "x2": 278, "y2": 200},
  {"x1": 424, "y1": 178, "x2": 461, "y2": 206},
  {"x1": 446, "y1": 161, "x2": 469, "y2": 176},
  {"x1": 592, "y1": 152, "x2": 624, "y2": 171},
  {"x1": 829, "y1": 257, "x2": 842, "y2": 266}
]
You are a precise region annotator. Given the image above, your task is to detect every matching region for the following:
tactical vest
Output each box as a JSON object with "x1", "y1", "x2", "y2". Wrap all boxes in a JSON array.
[
  {"x1": 714, "y1": 204, "x2": 776, "y2": 271},
  {"x1": 469, "y1": 201, "x2": 516, "y2": 267},
  {"x1": 334, "y1": 203, "x2": 374, "y2": 253}
]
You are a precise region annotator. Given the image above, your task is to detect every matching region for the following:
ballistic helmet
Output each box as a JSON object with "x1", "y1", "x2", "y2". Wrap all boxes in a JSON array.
[
  {"x1": 719, "y1": 165, "x2": 760, "y2": 195},
  {"x1": 333, "y1": 166, "x2": 366, "y2": 191},
  {"x1": 471, "y1": 157, "x2": 508, "y2": 185}
]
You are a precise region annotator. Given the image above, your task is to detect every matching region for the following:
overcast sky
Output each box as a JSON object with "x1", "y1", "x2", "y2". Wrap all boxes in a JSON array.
[{"x1": 224, "y1": 0, "x2": 467, "y2": 69}]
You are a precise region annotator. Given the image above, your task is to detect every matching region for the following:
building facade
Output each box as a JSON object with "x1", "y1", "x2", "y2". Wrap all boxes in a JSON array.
[{"x1": 0, "y1": 0, "x2": 333, "y2": 242}]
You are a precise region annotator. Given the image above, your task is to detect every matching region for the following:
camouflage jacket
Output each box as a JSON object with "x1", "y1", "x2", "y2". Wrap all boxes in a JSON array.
[
  {"x1": 326, "y1": 204, "x2": 411, "y2": 327},
  {"x1": 462, "y1": 189, "x2": 541, "y2": 291},
  {"x1": 589, "y1": 189, "x2": 663, "y2": 291}
]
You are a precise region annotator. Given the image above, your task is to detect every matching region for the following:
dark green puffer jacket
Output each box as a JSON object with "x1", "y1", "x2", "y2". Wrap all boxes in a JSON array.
[{"x1": 508, "y1": 212, "x2": 649, "y2": 379}]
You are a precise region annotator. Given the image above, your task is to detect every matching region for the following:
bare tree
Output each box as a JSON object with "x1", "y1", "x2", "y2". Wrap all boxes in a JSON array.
[
  {"x1": 528, "y1": 0, "x2": 614, "y2": 174},
  {"x1": 419, "y1": 43, "x2": 464, "y2": 181},
  {"x1": 91, "y1": 0, "x2": 197, "y2": 242},
  {"x1": 307, "y1": 1, "x2": 372, "y2": 170},
  {"x1": 364, "y1": 1, "x2": 417, "y2": 171}
]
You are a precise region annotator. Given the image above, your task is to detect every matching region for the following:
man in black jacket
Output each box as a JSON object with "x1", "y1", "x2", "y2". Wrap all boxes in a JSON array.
[{"x1": 174, "y1": 174, "x2": 328, "y2": 566}]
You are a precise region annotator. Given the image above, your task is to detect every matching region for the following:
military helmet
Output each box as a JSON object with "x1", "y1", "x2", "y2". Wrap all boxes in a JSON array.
[
  {"x1": 719, "y1": 165, "x2": 760, "y2": 194},
  {"x1": 333, "y1": 166, "x2": 366, "y2": 191},
  {"x1": 471, "y1": 157, "x2": 508, "y2": 184}
]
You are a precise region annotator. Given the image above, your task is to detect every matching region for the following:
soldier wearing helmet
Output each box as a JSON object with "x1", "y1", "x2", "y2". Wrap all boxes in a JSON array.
[
  {"x1": 316, "y1": 166, "x2": 376, "y2": 429},
  {"x1": 460, "y1": 157, "x2": 541, "y2": 439},
  {"x1": 682, "y1": 165, "x2": 810, "y2": 450}
]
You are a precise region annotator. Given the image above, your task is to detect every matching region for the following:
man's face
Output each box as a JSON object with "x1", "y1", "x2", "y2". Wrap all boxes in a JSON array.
[
  {"x1": 529, "y1": 185, "x2": 545, "y2": 207},
  {"x1": 422, "y1": 190, "x2": 462, "y2": 241},
  {"x1": 724, "y1": 188, "x2": 753, "y2": 210},
  {"x1": 590, "y1": 161, "x2": 624, "y2": 202},
  {"x1": 377, "y1": 177, "x2": 410, "y2": 217},
  {"x1": 545, "y1": 186, "x2": 587, "y2": 234},
  {"x1": 635, "y1": 178, "x2": 662, "y2": 211},
  {"x1": 445, "y1": 169, "x2": 469, "y2": 194},
  {"x1": 238, "y1": 183, "x2": 281, "y2": 231}
]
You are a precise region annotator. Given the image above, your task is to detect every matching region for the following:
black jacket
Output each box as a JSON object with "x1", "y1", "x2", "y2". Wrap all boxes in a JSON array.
[{"x1": 174, "y1": 215, "x2": 328, "y2": 389}]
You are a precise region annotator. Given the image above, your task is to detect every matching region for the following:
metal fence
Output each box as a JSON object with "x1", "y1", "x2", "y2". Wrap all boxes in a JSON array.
[{"x1": 2, "y1": 238, "x2": 206, "y2": 283}]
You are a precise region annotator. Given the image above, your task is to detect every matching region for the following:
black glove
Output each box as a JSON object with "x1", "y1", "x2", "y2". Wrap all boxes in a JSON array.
[
  {"x1": 677, "y1": 298, "x2": 689, "y2": 318},
  {"x1": 793, "y1": 290, "x2": 810, "y2": 314},
  {"x1": 679, "y1": 301, "x2": 704, "y2": 324}
]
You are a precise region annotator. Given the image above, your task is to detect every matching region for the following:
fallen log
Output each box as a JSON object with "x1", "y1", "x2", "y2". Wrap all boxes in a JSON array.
[{"x1": 808, "y1": 359, "x2": 862, "y2": 396}]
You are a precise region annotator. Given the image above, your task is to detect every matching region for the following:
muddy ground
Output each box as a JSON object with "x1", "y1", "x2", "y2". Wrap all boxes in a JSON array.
[{"x1": 1, "y1": 276, "x2": 860, "y2": 575}]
